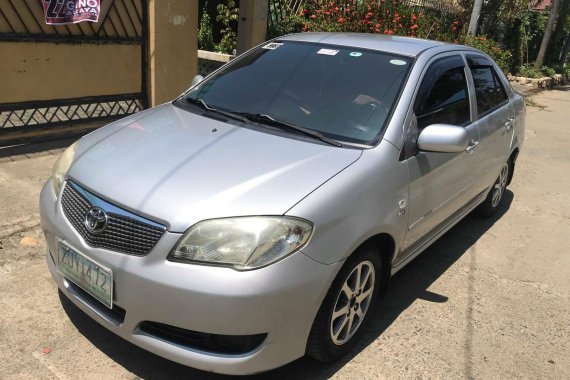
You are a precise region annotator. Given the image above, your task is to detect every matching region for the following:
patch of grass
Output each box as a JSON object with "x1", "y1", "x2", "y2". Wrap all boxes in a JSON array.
[{"x1": 525, "y1": 97, "x2": 546, "y2": 109}]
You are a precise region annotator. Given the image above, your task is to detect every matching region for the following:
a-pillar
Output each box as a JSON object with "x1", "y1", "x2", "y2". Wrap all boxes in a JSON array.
[
  {"x1": 148, "y1": 0, "x2": 198, "y2": 106},
  {"x1": 237, "y1": 0, "x2": 269, "y2": 55}
]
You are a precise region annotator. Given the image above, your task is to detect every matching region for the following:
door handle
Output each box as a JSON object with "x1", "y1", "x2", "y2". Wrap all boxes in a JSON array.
[
  {"x1": 505, "y1": 118, "x2": 514, "y2": 131},
  {"x1": 466, "y1": 140, "x2": 479, "y2": 154}
]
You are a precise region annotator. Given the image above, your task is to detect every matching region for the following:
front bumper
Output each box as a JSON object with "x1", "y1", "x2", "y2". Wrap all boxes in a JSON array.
[{"x1": 40, "y1": 180, "x2": 342, "y2": 375}]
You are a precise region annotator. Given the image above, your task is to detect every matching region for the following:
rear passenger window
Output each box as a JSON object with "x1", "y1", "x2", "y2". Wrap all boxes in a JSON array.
[
  {"x1": 467, "y1": 56, "x2": 508, "y2": 116},
  {"x1": 415, "y1": 56, "x2": 470, "y2": 129}
]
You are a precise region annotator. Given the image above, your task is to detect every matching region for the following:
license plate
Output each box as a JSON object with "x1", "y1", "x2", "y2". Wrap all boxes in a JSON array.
[{"x1": 57, "y1": 241, "x2": 113, "y2": 309}]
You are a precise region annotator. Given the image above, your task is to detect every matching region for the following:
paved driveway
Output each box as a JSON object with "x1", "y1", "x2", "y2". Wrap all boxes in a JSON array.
[{"x1": 1, "y1": 88, "x2": 569, "y2": 379}]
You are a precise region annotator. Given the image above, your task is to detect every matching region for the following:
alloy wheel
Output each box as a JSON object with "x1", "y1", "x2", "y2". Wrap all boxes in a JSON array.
[
  {"x1": 491, "y1": 163, "x2": 509, "y2": 208},
  {"x1": 330, "y1": 261, "x2": 375, "y2": 345}
]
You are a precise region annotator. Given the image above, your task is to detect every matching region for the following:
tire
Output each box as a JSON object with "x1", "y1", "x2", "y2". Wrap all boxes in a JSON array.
[
  {"x1": 306, "y1": 246, "x2": 382, "y2": 362},
  {"x1": 478, "y1": 160, "x2": 511, "y2": 217}
]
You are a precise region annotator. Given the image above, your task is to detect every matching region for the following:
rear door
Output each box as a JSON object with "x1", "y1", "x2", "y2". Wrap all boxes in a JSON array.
[{"x1": 466, "y1": 54, "x2": 514, "y2": 191}]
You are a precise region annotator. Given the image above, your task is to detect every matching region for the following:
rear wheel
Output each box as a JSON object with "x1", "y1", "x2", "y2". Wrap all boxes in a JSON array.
[
  {"x1": 478, "y1": 161, "x2": 510, "y2": 217},
  {"x1": 306, "y1": 247, "x2": 382, "y2": 362}
]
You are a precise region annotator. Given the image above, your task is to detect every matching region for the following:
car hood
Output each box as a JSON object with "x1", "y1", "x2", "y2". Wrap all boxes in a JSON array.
[{"x1": 67, "y1": 104, "x2": 362, "y2": 232}]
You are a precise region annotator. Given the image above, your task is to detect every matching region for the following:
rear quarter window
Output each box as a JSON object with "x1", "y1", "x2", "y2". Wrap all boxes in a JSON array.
[{"x1": 467, "y1": 56, "x2": 508, "y2": 117}]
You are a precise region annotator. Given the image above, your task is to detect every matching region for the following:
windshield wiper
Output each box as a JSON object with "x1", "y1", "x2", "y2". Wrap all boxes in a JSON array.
[
  {"x1": 185, "y1": 97, "x2": 250, "y2": 124},
  {"x1": 234, "y1": 112, "x2": 343, "y2": 147},
  {"x1": 185, "y1": 98, "x2": 342, "y2": 147}
]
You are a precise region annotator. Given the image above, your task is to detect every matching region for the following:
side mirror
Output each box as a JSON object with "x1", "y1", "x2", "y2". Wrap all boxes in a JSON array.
[
  {"x1": 191, "y1": 75, "x2": 204, "y2": 87},
  {"x1": 417, "y1": 124, "x2": 469, "y2": 153}
]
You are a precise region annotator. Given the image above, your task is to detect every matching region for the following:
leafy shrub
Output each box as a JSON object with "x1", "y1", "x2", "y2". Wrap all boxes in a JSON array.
[
  {"x1": 541, "y1": 66, "x2": 556, "y2": 77},
  {"x1": 517, "y1": 64, "x2": 542, "y2": 78},
  {"x1": 268, "y1": 14, "x2": 305, "y2": 39},
  {"x1": 517, "y1": 64, "x2": 558, "y2": 78},
  {"x1": 198, "y1": 3, "x2": 215, "y2": 51},
  {"x1": 216, "y1": 0, "x2": 239, "y2": 54},
  {"x1": 267, "y1": 0, "x2": 305, "y2": 39},
  {"x1": 300, "y1": 0, "x2": 462, "y2": 42},
  {"x1": 461, "y1": 35, "x2": 512, "y2": 75}
]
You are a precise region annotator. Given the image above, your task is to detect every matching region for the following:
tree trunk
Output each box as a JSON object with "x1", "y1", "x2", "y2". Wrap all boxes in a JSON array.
[
  {"x1": 535, "y1": 0, "x2": 562, "y2": 68},
  {"x1": 468, "y1": 0, "x2": 484, "y2": 35},
  {"x1": 548, "y1": 0, "x2": 570, "y2": 65},
  {"x1": 561, "y1": 34, "x2": 570, "y2": 66}
]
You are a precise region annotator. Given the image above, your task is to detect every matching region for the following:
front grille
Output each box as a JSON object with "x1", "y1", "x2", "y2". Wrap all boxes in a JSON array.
[
  {"x1": 139, "y1": 321, "x2": 267, "y2": 355},
  {"x1": 61, "y1": 182, "x2": 165, "y2": 255}
]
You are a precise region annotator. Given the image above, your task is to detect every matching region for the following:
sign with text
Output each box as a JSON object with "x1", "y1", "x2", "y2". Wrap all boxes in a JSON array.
[{"x1": 42, "y1": 0, "x2": 101, "y2": 25}]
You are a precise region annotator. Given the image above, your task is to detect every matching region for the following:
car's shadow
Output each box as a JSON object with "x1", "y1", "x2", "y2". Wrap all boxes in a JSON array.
[{"x1": 59, "y1": 191, "x2": 513, "y2": 379}]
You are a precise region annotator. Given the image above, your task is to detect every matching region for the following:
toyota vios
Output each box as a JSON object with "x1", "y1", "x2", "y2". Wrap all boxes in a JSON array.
[{"x1": 40, "y1": 33, "x2": 525, "y2": 375}]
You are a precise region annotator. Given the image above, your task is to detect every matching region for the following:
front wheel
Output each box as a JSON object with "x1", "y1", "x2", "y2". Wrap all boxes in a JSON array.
[
  {"x1": 306, "y1": 247, "x2": 382, "y2": 362},
  {"x1": 478, "y1": 161, "x2": 510, "y2": 217}
]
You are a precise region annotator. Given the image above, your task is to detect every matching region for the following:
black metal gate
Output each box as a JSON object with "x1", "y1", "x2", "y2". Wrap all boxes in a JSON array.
[{"x1": 0, "y1": 0, "x2": 148, "y2": 147}]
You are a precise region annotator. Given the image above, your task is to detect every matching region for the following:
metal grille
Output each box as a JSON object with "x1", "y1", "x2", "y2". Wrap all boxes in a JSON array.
[
  {"x1": 61, "y1": 182, "x2": 165, "y2": 256},
  {"x1": 0, "y1": 94, "x2": 143, "y2": 130}
]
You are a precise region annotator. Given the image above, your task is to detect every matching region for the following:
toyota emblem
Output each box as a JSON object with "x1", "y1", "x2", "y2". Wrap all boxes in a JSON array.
[{"x1": 84, "y1": 206, "x2": 108, "y2": 234}]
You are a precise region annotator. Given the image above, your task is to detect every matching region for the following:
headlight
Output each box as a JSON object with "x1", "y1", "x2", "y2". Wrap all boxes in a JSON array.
[
  {"x1": 168, "y1": 216, "x2": 313, "y2": 270},
  {"x1": 51, "y1": 141, "x2": 78, "y2": 195}
]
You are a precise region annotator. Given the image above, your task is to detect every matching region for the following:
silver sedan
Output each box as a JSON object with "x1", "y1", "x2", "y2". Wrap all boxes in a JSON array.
[{"x1": 40, "y1": 33, "x2": 525, "y2": 375}]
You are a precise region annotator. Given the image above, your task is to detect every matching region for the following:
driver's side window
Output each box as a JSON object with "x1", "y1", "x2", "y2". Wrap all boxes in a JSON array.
[{"x1": 414, "y1": 56, "x2": 471, "y2": 129}]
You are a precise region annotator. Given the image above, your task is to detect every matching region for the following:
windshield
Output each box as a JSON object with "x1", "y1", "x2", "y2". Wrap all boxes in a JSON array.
[{"x1": 184, "y1": 41, "x2": 413, "y2": 145}]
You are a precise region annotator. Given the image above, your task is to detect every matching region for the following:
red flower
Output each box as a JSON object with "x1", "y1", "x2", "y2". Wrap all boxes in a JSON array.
[
  {"x1": 338, "y1": 17, "x2": 345, "y2": 23},
  {"x1": 310, "y1": 14, "x2": 316, "y2": 19},
  {"x1": 411, "y1": 24, "x2": 418, "y2": 30},
  {"x1": 411, "y1": 14, "x2": 417, "y2": 21},
  {"x1": 386, "y1": 29, "x2": 394, "y2": 35}
]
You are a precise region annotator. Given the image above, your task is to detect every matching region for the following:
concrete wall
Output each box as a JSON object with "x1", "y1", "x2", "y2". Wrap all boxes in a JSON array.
[{"x1": 0, "y1": 42, "x2": 141, "y2": 103}]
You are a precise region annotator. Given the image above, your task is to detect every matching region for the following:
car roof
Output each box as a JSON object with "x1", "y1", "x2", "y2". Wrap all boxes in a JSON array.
[{"x1": 278, "y1": 33, "x2": 455, "y2": 57}]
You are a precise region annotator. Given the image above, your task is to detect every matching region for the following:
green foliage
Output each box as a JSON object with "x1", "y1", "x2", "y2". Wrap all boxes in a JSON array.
[
  {"x1": 541, "y1": 65, "x2": 556, "y2": 77},
  {"x1": 520, "y1": 10, "x2": 550, "y2": 64},
  {"x1": 215, "y1": 0, "x2": 239, "y2": 54},
  {"x1": 461, "y1": 35, "x2": 513, "y2": 75},
  {"x1": 267, "y1": 0, "x2": 305, "y2": 38},
  {"x1": 517, "y1": 64, "x2": 558, "y2": 78},
  {"x1": 198, "y1": 3, "x2": 215, "y2": 51},
  {"x1": 270, "y1": 14, "x2": 305, "y2": 39}
]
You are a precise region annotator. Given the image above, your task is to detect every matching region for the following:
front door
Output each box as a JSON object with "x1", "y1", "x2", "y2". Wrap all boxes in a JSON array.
[{"x1": 398, "y1": 54, "x2": 480, "y2": 261}]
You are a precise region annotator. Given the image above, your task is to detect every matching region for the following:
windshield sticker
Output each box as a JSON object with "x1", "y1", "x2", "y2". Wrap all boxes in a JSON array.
[
  {"x1": 317, "y1": 48, "x2": 339, "y2": 56},
  {"x1": 349, "y1": 52, "x2": 363, "y2": 57},
  {"x1": 262, "y1": 42, "x2": 283, "y2": 50},
  {"x1": 390, "y1": 59, "x2": 407, "y2": 66}
]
